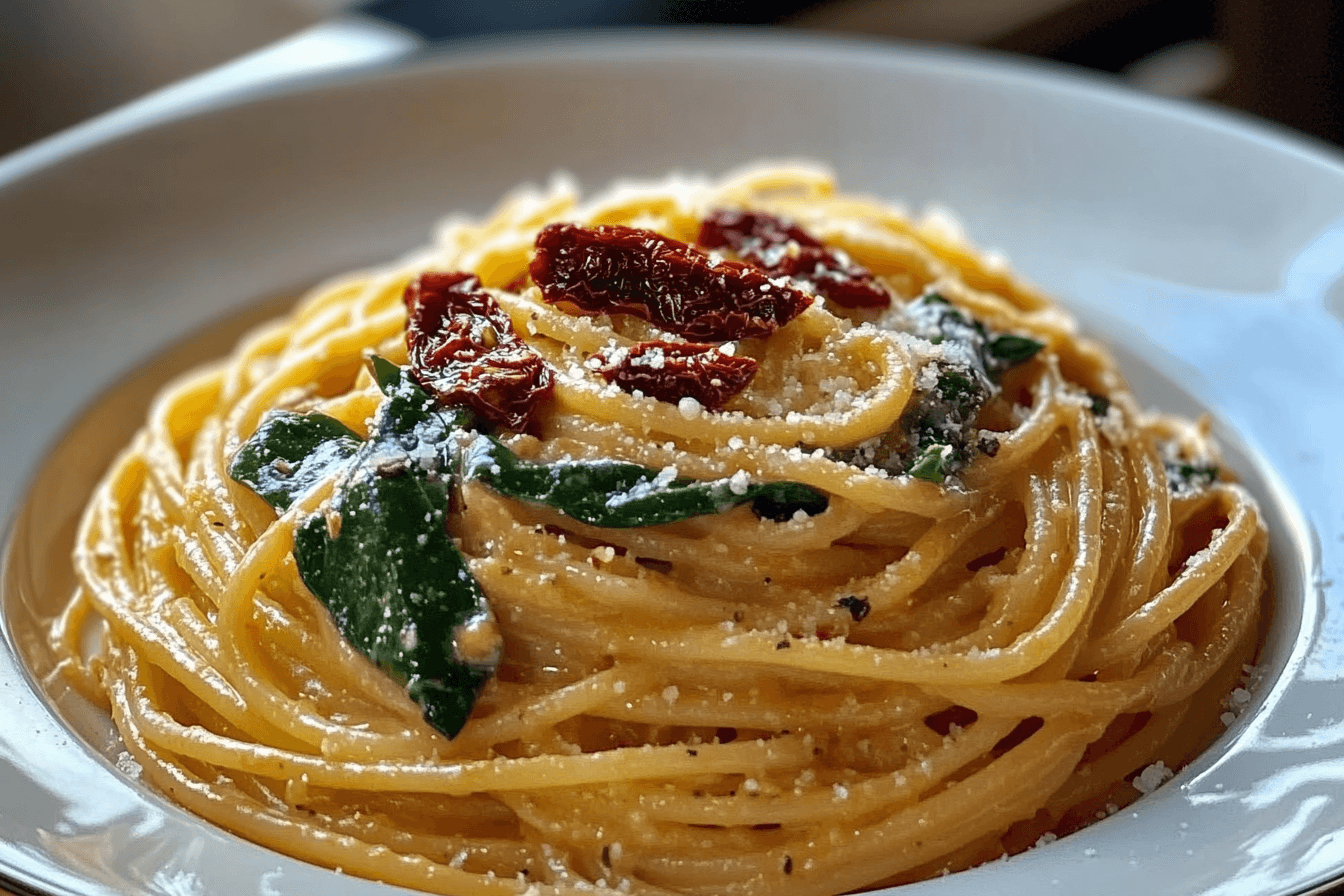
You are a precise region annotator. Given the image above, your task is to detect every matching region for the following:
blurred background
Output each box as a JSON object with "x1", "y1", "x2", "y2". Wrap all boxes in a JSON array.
[{"x1": 1, "y1": 0, "x2": 1341, "y2": 157}]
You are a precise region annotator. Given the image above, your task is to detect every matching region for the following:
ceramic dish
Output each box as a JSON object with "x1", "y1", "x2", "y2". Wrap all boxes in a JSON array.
[{"x1": 0, "y1": 27, "x2": 1341, "y2": 896}]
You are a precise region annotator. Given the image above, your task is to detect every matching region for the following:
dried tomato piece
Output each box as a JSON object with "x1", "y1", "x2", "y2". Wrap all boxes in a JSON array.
[
  {"x1": 698, "y1": 209, "x2": 889, "y2": 309},
  {"x1": 593, "y1": 341, "x2": 758, "y2": 410},
  {"x1": 529, "y1": 223, "x2": 812, "y2": 341},
  {"x1": 404, "y1": 271, "x2": 554, "y2": 432}
]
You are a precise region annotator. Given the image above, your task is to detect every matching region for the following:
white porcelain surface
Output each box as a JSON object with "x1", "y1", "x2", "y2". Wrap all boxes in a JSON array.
[{"x1": 0, "y1": 27, "x2": 1341, "y2": 896}]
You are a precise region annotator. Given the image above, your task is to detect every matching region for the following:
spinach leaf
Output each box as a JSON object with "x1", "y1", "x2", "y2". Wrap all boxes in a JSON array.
[
  {"x1": 987, "y1": 333, "x2": 1047, "y2": 370},
  {"x1": 372, "y1": 358, "x2": 828, "y2": 526},
  {"x1": 459, "y1": 434, "x2": 828, "y2": 527},
  {"x1": 903, "y1": 291, "x2": 1043, "y2": 386},
  {"x1": 231, "y1": 365, "x2": 497, "y2": 739},
  {"x1": 229, "y1": 411, "x2": 361, "y2": 511},
  {"x1": 369, "y1": 355, "x2": 472, "y2": 454},
  {"x1": 229, "y1": 357, "x2": 830, "y2": 738},
  {"x1": 832, "y1": 292, "x2": 1044, "y2": 484},
  {"x1": 847, "y1": 362, "x2": 990, "y2": 485},
  {"x1": 1166, "y1": 460, "x2": 1219, "y2": 494},
  {"x1": 748, "y1": 485, "x2": 831, "y2": 522},
  {"x1": 293, "y1": 466, "x2": 494, "y2": 738},
  {"x1": 293, "y1": 367, "x2": 496, "y2": 738}
]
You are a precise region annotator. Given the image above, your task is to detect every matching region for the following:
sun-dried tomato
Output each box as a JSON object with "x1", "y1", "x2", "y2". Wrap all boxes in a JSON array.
[
  {"x1": 698, "y1": 209, "x2": 889, "y2": 309},
  {"x1": 592, "y1": 341, "x2": 758, "y2": 410},
  {"x1": 404, "y1": 271, "x2": 553, "y2": 433},
  {"x1": 529, "y1": 223, "x2": 812, "y2": 341}
]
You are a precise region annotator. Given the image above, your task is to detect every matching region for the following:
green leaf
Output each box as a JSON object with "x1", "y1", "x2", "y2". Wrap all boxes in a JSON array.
[
  {"x1": 370, "y1": 357, "x2": 471, "y2": 444},
  {"x1": 228, "y1": 411, "x2": 361, "y2": 511},
  {"x1": 906, "y1": 443, "x2": 952, "y2": 484},
  {"x1": 1166, "y1": 461, "x2": 1219, "y2": 493},
  {"x1": 908, "y1": 292, "x2": 1041, "y2": 384},
  {"x1": 831, "y1": 293, "x2": 1042, "y2": 482},
  {"x1": 986, "y1": 334, "x2": 1045, "y2": 369},
  {"x1": 369, "y1": 354, "x2": 403, "y2": 393},
  {"x1": 935, "y1": 369, "x2": 977, "y2": 403},
  {"x1": 459, "y1": 434, "x2": 828, "y2": 528},
  {"x1": 229, "y1": 356, "x2": 830, "y2": 739},
  {"x1": 231, "y1": 361, "x2": 497, "y2": 740},
  {"x1": 366, "y1": 355, "x2": 828, "y2": 527},
  {"x1": 293, "y1": 466, "x2": 495, "y2": 738},
  {"x1": 745, "y1": 482, "x2": 831, "y2": 522}
]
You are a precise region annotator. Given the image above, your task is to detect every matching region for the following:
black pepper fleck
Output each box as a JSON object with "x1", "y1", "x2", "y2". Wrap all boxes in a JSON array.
[{"x1": 837, "y1": 595, "x2": 871, "y2": 622}]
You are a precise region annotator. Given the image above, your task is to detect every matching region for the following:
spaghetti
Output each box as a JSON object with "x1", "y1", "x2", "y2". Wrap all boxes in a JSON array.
[{"x1": 55, "y1": 163, "x2": 1268, "y2": 896}]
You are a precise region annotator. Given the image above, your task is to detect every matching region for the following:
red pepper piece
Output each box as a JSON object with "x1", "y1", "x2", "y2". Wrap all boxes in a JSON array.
[
  {"x1": 593, "y1": 341, "x2": 758, "y2": 410},
  {"x1": 698, "y1": 209, "x2": 889, "y2": 309},
  {"x1": 404, "y1": 271, "x2": 554, "y2": 432},
  {"x1": 529, "y1": 222, "x2": 812, "y2": 341}
]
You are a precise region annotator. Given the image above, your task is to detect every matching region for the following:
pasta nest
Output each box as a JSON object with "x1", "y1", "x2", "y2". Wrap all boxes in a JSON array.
[{"x1": 57, "y1": 163, "x2": 1267, "y2": 896}]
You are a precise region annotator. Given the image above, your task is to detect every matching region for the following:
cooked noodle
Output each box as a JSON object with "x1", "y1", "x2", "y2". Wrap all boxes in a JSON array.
[{"x1": 55, "y1": 163, "x2": 1267, "y2": 896}]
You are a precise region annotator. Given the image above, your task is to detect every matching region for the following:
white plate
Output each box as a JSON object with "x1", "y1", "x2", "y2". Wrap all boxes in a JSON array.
[{"x1": 1, "y1": 27, "x2": 1341, "y2": 896}]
